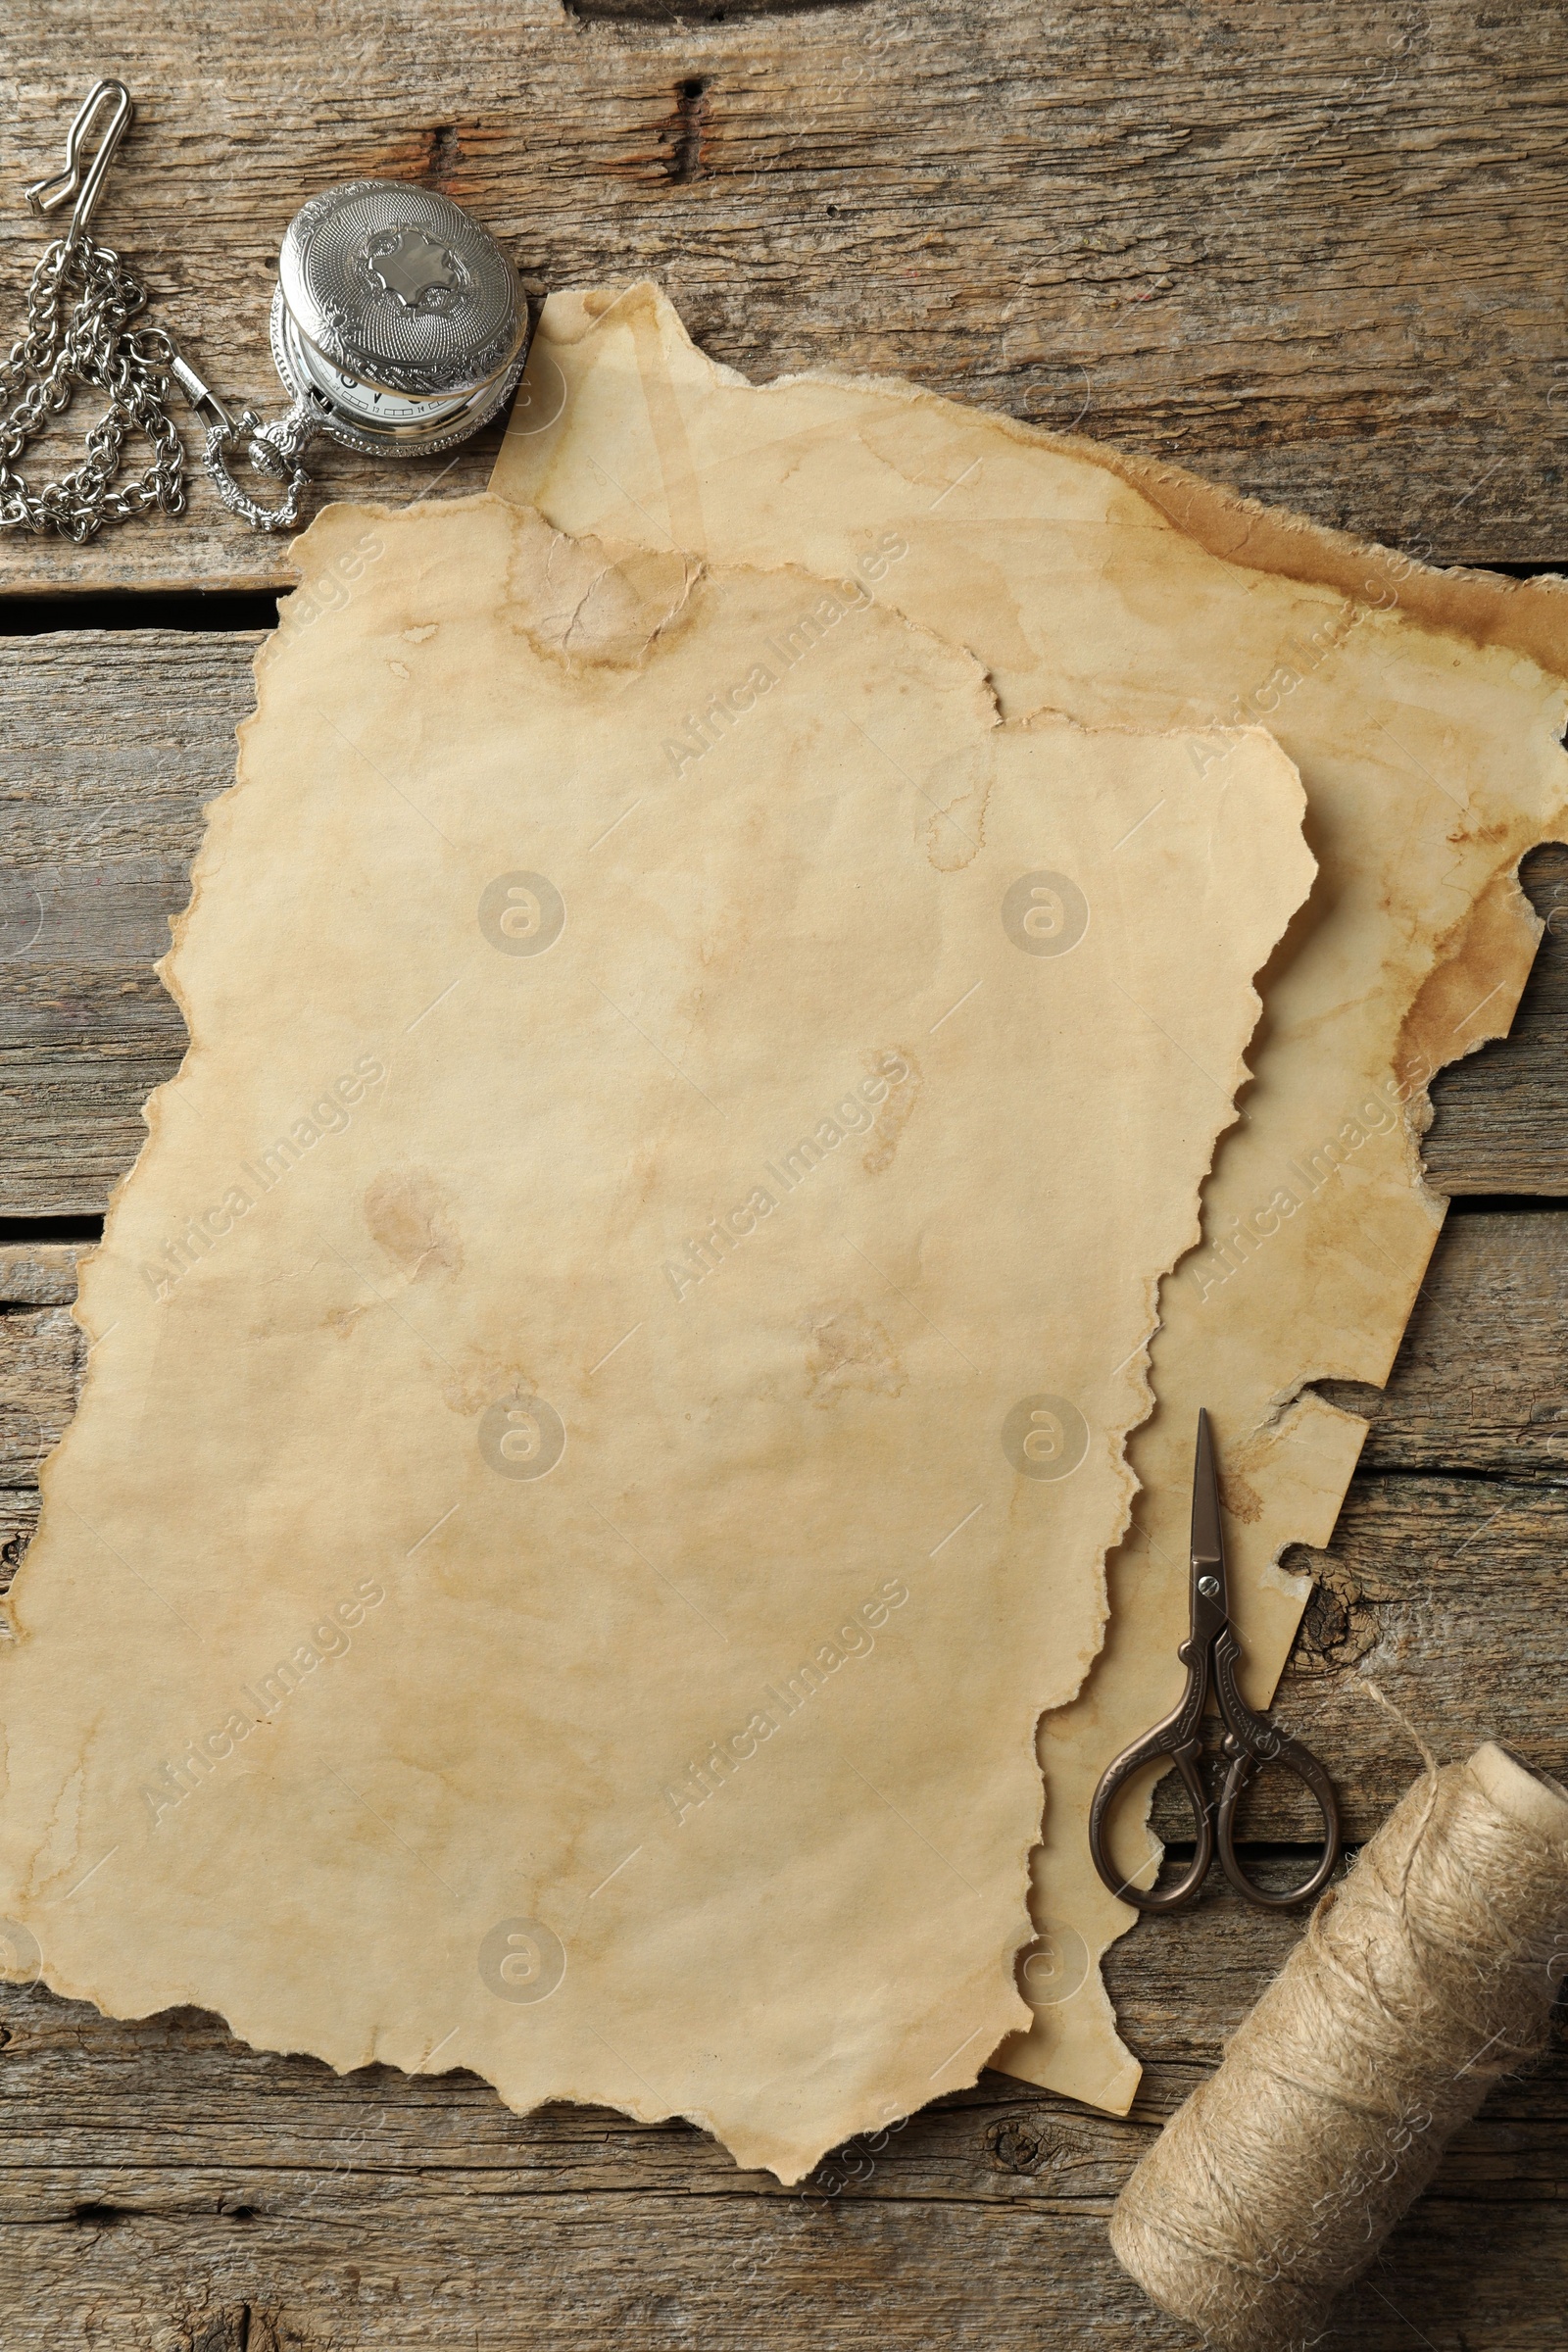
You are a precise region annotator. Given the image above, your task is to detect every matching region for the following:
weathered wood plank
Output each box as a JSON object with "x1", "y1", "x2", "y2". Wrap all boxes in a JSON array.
[
  {"x1": 0, "y1": 1244, "x2": 79, "y2": 1306},
  {"x1": 0, "y1": 1928, "x2": 1561, "y2": 2351},
  {"x1": 4, "y1": 1216, "x2": 1556, "y2": 1477},
  {"x1": 1, "y1": 8, "x2": 1564, "y2": 2345},
  {"x1": 1, "y1": 2, "x2": 1567, "y2": 592},
  {"x1": 1250, "y1": 1470, "x2": 1568, "y2": 1834},
  {"x1": 5, "y1": 1212, "x2": 1565, "y2": 1838},
  {"x1": 0, "y1": 1183, "x2": 1563, "y2": 2317},
  {"x1": 1, "y1": 634, "x2": 1563, "y2": 1214},
  {"x1": 1318, "y1": 1206, "x2": 1568, "y2": 1472},
  {"x1": 0, "y1": 632, "x2": 255, "y2": 1214}
]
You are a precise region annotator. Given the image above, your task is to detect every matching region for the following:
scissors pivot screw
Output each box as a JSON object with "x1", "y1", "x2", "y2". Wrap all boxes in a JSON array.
[{"x1": 1197, "y1": 1574, "x2": 1220, "y2": 1596}]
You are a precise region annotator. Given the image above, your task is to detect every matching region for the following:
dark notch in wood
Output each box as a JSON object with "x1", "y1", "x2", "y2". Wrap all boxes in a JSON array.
[
  {"x1": 569, "y1": 0, "x2": 866, "y2": 20},
  {"x1": 187, "y1": 2309, "x2": 285, "y2": 2352},
  {"x1": 671, "y1": 75, "x2": 710, "y2": 182},
  {"x1": 429, "y1": 124, "x2": 461, "y2": 185}
]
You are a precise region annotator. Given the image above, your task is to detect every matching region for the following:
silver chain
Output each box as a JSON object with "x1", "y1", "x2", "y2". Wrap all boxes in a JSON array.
[
  {"x1": 0, "y1": 226, "x2": 186, "y2": 541},
  {"x1": 1, "y1": 79, "x2": 315, "y2": 540}
]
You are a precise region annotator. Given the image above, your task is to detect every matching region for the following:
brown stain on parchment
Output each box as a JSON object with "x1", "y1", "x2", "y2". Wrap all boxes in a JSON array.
[
  {"x1": 922, "y1": 769, "x2": 993, "y2": 871},
  {"x1": 804, "y1": 1303, "x2": 905, "y2": 1407},
  {"x1": 327, "y1": 1167, "x2": 464, "y2": 1340},
  {"x1": 1218, "y1": 1467, "x2": 1265, "y2": 1527},
  {"x1": 1067, "y1": 442, "x2": 1568, "y2": 676},
  {"x1": 1396, "y1": 859, "x2": 1546, "y2": 1120},
  {"x1": 365, "y1": 1168, "x2": 463, "y2": 1285},
  {"x1": 862, "y1": 1049, "x2": 920, "y2": 1175},
  {"x1": 504, "y1": 525, "x2": 702, "y2": 671}
]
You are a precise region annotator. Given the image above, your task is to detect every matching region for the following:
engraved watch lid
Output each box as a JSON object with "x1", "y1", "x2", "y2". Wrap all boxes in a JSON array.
[{"x1": 277, "y1": 179, "x2": 526, "y2": 402}]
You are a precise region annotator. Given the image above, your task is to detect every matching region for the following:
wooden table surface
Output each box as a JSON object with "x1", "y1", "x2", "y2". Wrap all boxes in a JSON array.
[{"x1": 2, "y1": 6, "x2": 1566, "y2": 2346}]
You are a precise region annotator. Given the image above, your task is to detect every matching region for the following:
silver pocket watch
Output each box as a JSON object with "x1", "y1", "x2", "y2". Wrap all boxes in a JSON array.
[{"x1": 0, "y1": 82, "x2": 534, "y2": 539}]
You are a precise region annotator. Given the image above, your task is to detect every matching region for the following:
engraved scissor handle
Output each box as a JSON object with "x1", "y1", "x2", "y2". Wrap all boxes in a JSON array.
[
  {"x1": 1088, "y1": 1409, "x2": 1341, "y2": 1913},
  {"x1": 1208, "y1": 1622, "x2": 1341, "y2": 1909},
  {"x1": 1088, "y1": 1660, "x2": 1218, "y2": 1913}
]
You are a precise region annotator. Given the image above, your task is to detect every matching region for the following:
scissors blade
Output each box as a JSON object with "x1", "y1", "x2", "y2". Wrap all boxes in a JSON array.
[{"x1": 1191, "y1": 1406, "x2": 1225, "y2": 1595}]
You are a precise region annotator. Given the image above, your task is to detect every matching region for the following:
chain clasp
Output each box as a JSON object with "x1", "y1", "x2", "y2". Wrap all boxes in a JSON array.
[
  {"x1": 24, "y1": 79, "x2": 132, "y2": 249},
  {"x1": 168, "y1": 351, "x2": 240, "y2": 440}
]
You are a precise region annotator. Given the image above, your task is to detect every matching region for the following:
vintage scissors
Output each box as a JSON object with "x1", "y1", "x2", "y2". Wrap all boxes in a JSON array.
[{"x1": 1089, "y1": 1408, "x2": 1341, "y2": 1911}]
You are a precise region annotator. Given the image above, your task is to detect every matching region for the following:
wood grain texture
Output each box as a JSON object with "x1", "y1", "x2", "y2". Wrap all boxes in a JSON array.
[
  {"x1": 1, "y1": 1224, "x2": 1565, "y2": 2339},
  {"x1": 3, "y1": 4, "x2": 1567, "y2": 2335},
  {"x1": 0, "y1": 633, "x2": 1563, "y2": 1216},
  {"x1": 0, "y1": 1914, "x2": 1561, "y2": 2351},
  {"x1": 2, "y1": 2, "x2": 1568, "y2": 591},
  {"x1": 0, "y1": 632, "x2": 257, "y2": 1215}
]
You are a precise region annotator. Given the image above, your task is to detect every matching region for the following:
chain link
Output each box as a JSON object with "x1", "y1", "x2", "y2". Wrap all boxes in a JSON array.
[{"x1": 0, "y1": 228, "x2": 186, "y2": 541}]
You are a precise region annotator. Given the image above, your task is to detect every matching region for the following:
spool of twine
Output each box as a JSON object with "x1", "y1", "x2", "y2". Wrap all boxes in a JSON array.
[{"x1": 1109, "y1": 1740, "x2": 1568, "y2": 2351}]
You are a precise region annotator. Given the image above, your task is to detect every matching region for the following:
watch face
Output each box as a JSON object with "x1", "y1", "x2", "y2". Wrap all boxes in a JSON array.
[
  {"x1": 277, "y1": 180, "x2": 528, "y2": 401},
  {"x1": 280, "y1": 301, "x2": 474, "y2": 426},
  {"x1": 312, "y1": 368, "x2": 460, "y2": 428}
]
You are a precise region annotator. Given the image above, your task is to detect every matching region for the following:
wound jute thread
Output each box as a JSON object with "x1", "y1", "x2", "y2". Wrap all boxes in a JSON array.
[{"x1": 1109, "y1": 1740, "x2": 1568, "y2": 2352}]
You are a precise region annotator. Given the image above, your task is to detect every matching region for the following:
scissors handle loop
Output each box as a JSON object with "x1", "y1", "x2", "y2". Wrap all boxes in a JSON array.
[
  {"x1": 1213, "y1": 1730, "x2": 1341, "y2": 1909},
  {"x1": 1088, "y1": 1721, "x2": 1214, "y2": 1913},
  {"x1": 1090, "y1": 1411, "x2": 1341, "y2": 1913},
  {"x1": 1087, "y1": 1642, "x2": 1217, "y2": 1913},
  {"x1": 1210, "y1": 1626, "x2": 1341, "y2": 1905}
]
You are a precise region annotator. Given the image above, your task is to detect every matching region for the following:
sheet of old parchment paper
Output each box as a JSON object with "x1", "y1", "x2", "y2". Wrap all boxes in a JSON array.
[
  {"x1": 492, "y1": 285, "x2": 1568, "y2": 2112},
  {"x1": 0, "y1": 496, "x2": 1311, "y2": 2179}
]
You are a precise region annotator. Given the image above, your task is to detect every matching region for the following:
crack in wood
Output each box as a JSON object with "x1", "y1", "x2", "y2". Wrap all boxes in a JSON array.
[
  {"x1": 569, "y1": 0, "x2": 867, "y2": 20},
  {"x1": 0, "y1": 594, "x2": 278, "y2": 636},
  {"x1": 185, "y1": 2312, "x2": 292, "y2": 2352},
  {"x1": 0, "y1": 1217, "x2": 103, "y2": 1247}
]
